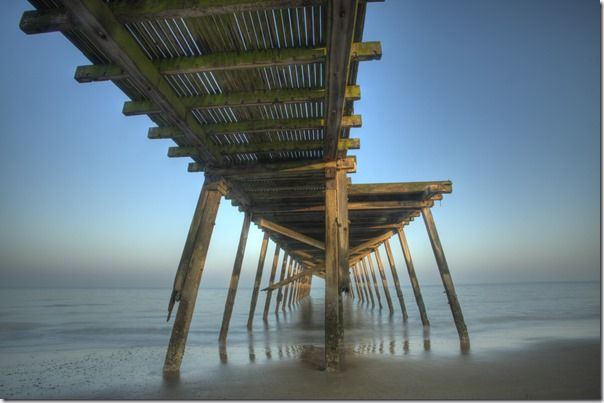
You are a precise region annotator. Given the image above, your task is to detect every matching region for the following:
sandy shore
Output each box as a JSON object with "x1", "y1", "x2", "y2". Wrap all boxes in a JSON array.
[{"x1": 0, "y1": 338, "x2": 599, "y2": 399}]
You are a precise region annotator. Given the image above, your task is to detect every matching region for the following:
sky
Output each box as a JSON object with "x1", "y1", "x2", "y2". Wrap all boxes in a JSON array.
[{"x1": 0, "y1": 0, "x2": 600, "y2": 289}]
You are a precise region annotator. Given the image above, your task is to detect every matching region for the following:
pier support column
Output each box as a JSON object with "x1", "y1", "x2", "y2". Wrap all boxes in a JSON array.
[
  {"x1": 282, "y1": 259, "x2": 294, "y2": 310},
  {"x1": 348, "y1": 267, "x2": 356, "y2": 299},
  {"x1": 397, "y1": 228, "x2": 430, "y2": 327},
  {"x1": 324, "y1": 166, "x2": 349, "y2": 371},
  {"x1": 219, "y1": 212, "x2": 252, "y2": 342},
  {"x1": 164, "y1": 177, "x2": 225, "y2": 374},
  {"x1": 352, "y1": 265, "x2": 364, "y2": 303},
  {"x1": 288, "y1": 264, "x2": 298, "y2": 307},
  {"x1": 360, "y1": 258, "x2": 375, "y2": 306},
  {"x1": 421, "y1": 207, "x2": 470, "y2": 350},
  {"x1": 384, "y1": 239, "x2": 408, "y2": 321},
  {"x1": 275, "y1": 253, "x2": 289, "y2": 313},
  {"x1": 366, "y1": 256, "x2": 383, "y2": 309},
  {"x1": 373, "y1": 249, "x2": 394, "y2": 314},
  {"x1": 247, "y1": 233, "x2": 270, "y2": 330},
  {"x1": 263, "y1": 246, "x2": 281, "y2": 321}
]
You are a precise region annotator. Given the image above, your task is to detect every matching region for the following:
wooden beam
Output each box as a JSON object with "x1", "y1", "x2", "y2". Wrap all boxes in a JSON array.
[
  {"x1": 74, "y1": 64, "x2": 128, "y2": 83},
  {"x1": 219, "y1": 138, "x2": 360, "y2": 155},
  {"x1": 247, "y1": 233, "x2": 269, "y2": 330},
  {"x1": 421, "y1": 207, "x2": 470, "y2": 350},
  {"x1": 168, "y1": 146, "x2": 198, "y2": 158},
  {"x1": 262, "y1": 245, "x2": 280, "y2": 321},
  {"x1": 384, "y1": 239, "x2": 408, "y2": 321},
  {"x1": 251, "y1": 200, "x2": 432, "y2": 214},
  {"x1": 219, "y1": 212, "x2": 252, "y2": 342},
  {"x1": 204, "y1": 116, "x2": 361, "y2": 136},
  {"x1": 19, "y1": 10, "x2": 71, "y2": 34},
  {"x1": 397, "y1": 228, "x2": 430, "y2": 327},
  {"x1": 123, "y1": 86, "x2": 361, "y2": 116},
  {"x1": 110, "y1": 0, "x2": 327, "y2": 23},
  {"x1": 206, "y1": 156, "x2": 356, "y2": 178},
  {"x1": 60, "y1": 0, "x2": 221, "y2": 164},
  {"x1": 349, "y1": 231, "x2": 394, "y2": 255},
  {"x1": 372, "y1": 249, "x2": 394, "y2": 313},
  {"x1": 164, "y1": 178, "x2": 223, "y2": 373},
  {"x1": 349, "y1": 181, "x2": 453, "y2": 196},
  {"x1": 365, "y1": 255, "x2": 383, "y2": 309},
  {"x1": 256, "y1": 218, "x2": 325, "y2": 251},
  {"x1": 75, "y1": 42, "x2": 380, "y2": 81},
  {"x1": 324, "y1": 0, "x2": 361, "y2": 160},
  {"x1": 274, "y1": 253, "x2": 290, "y2": 313},
  {"x1": 360, "y1": 257, "x2": 375, "y2": 306}
]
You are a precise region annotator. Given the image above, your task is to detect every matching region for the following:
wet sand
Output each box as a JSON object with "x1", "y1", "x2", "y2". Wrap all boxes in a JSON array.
[{"x1": 1, "y1": 338, "x2": 599, "y2": 399}]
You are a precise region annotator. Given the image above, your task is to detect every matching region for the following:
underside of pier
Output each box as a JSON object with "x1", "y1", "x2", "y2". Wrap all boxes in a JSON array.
[{"x1": 21, "y1": 0, "x2": 469, "y2": 373}]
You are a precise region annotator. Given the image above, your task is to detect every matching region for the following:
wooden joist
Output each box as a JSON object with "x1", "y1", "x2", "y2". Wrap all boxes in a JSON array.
[
  {"x1": 74, "y1": 43, "x2": 381, "y2": 82},
  {"x1": 19, "y1": 9, "x2": 71, "y2": 34},
  {"x1": 123, "y1": 86, "x2": 361, "y2": 116},
  {"x1": 349, "y1": 231, "x2": 394, "y2": 256},
  {"x1": 349, "y1": 181, "x2": 453, "y2": 195},
  {"x1": 50, "y1": 0, "x2": 221, "y2": 165},
  {"x1": 251, "y1": 200, "x2": 433, "y2": 214},
  {"x1": 205, "y1": 116, "x2": 361, "y2": 135},
  {"x1": 256, "y1": 218, "x2": 325, "y2": 251},
  {"x1": 204, "y1": 157, "x2": 356, "y2": 178}
]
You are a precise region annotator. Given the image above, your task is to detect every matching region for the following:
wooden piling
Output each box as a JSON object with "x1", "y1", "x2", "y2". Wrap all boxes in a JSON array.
[
  {"x1": 164, "y1": 178, "x2": 223, "y2": 374},
  {"x1": 324, "y1": 167, "x2": 348, "y2": 371},
  {"x1": 421, "y1": 207, "x2": 469, "y2": 350},
  {"x1": 263, "y1": 245, "x2": 281, "y2": 321},
  {"x1": 360, "y1": 258, "x2": 376, "y2": 306},
  {"x1": 219, "y1": 212, "x2": 252, "y2": 342},
  {"x1": 275, "y1": 253, "x2": 290, "y2": 313},
  {"x1": 365, "y1": 256, "x2": 383, "y2": 309},
  {"x1": 373, "y1": 248, "x2": 394, "y2": 314},
  {"x1": 247, "y1": 233, "x2": 270, "y2": 330},
  {"x1": 384, "y1": 239, "x2": 408, "y2": 321},
  {"x1": 288, "y1": 263, "x2": 298, "y2": 307},
  {"x1": 282, "y1": 259, "x2": 295, "y2": 310},
  {"x1": 352, "y1": 265, "x2": 364, "y2": 303},
  {"x1": 397, "y1": 228, "x2": 430, "y2": 327},
  {"x1": 348, "y1": 267, "x2": 356, "y2": 299}
]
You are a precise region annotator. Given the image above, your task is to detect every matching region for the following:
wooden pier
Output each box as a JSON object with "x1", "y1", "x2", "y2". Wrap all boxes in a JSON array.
[{"x1": 21, "y1": 0, "x2": 469, "y2": 373}]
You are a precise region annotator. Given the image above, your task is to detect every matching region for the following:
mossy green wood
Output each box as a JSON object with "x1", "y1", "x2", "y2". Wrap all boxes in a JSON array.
[{"x1": 122, "y1": 86, "x2": 360, "y2": 116}]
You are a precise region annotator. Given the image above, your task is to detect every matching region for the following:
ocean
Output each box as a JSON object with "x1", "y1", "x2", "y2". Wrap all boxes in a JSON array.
[{"x1": 0, "y1": 281, "x2": 600, "y2": 398}]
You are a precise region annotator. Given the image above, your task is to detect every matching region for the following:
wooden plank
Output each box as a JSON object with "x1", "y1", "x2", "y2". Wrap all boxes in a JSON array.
[
  {"x1": 110, "y1": 0, "x2": 326, "y2": 23},
  {"x1": 206, "y1": 156, "x2": 356, "y2": 178},
  {"x1": 372, "y1": 248, "x2": 394, "y2": 313},
  {"x1": 257, "y1": 218, "x2": 325, "y2": 251},
  {"x1": 219, "y1": 212, "x2": 252, "y2": 342},
  {"x1": 251, "y1": 200, "x2": 431, "y2": 214},
  {"x1": 19, "y1": 10, "x2": 71, "y2": 34},
  {"x1": 123, "y1": 86, "x2": 361, "y2": 115},
  {"x1": 164, "y1": 179, "x2": 223, "y2": 373},
  {"x1": 262, "y1": 245, "x2": 281, "y2": 321},
  {"x1": 148, "y1": 127, "x2": 183, "y2": 140},
  {"x1": 75, "y1": 64, "x2": 128, "y2": 83},
  {"x1": 397, "y1": 228, "x2": 430, "y2": 326},
  {"x1": 421, "y1": 207, "x2": 470, "y2": 350},
  {"x1": 168, "y1": 146, "x2": 198, "y2": 158},
  {"x1": 60, "y1": 0, "x2": 220, "y2": 164},
  {"x1": 384, "y1": 239, "x2": 408, "y2": 321},
  {"x1": 246, "y1": 232, "x2": 269, "y2": 330},
  {"x1": 324, "y1": 0, "x2": 361, "y2": 160}
]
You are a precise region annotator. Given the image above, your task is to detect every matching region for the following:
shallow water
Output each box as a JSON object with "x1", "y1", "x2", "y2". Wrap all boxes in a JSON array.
[{"x1": 0, "y1": 281, "x2": 598, "y2": 360}]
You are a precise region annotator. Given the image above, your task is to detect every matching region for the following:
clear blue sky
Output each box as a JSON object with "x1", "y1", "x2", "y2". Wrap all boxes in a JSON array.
[{"x1": 0, "y1": 0, "x2": 599, "y2": 289}]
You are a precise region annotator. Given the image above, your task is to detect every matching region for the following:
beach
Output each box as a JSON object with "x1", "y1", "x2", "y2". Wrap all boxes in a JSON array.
[{"x1": 0, "y1": 282, "x2": 600, "y2": 399}]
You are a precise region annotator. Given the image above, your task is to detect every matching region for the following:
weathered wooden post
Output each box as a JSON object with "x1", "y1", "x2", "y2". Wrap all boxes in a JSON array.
[
  {"x1": 263, "y1": 245, "x2": 281, "y2": 321},
  {"x1": 356, "y1": 264, "x2": 368, "y2": 303},
  {"x1": 384, "y1": 239, "x2": 408, "y2": 321},
  {"x1": 282, "y1": 259, "x2": 295, "y2": 310},
  {"x1": 360, "y1": 258, "x2": 375, "y2": 306},
  {"x1": 352, "y1": 265, "x2": 364, "y2": 303},
  {"x1": 288, "y1": 264, "x2": 298, "y2": 307},
  {"x1": 164, "y1": 177, "x2": 225, "y2": 374},
  {"x1": 247, "y1": 233, "x2": 270, "y2": 330},
  {"x1": 219, "y1": 212, "x2": 252, "y2": 342},
  {"x1": 373, "y1": 249, "x2": 394, "y2": 314},
  {"x1": 324, "y1": 166, "x2": 349, "y2": 371},
  {"x1": 275, "y1": 253, "x2": 290, "y2": 313},
  {"x1": 421, "y1": 207, "x2": 470, "y2": 350},
  {"x1": 365, "y1": 256, "x2": 383, "y2": 309},
  {"x1": 397, "y1": 228, "x2": 430, "y2": 327},
  {"x1": 348, "y1": 267, "x2": 356, "y2": 299}
]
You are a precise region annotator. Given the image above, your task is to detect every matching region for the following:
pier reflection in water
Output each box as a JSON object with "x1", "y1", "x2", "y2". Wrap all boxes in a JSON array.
[{"x1": 216, "y1": 294, "x2": 436, "y2": 365}]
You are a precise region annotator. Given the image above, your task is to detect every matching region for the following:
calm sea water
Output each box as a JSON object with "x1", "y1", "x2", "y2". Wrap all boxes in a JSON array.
[{"x1": 0, "y1": 281, "x2": 599, "y2": 360}]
